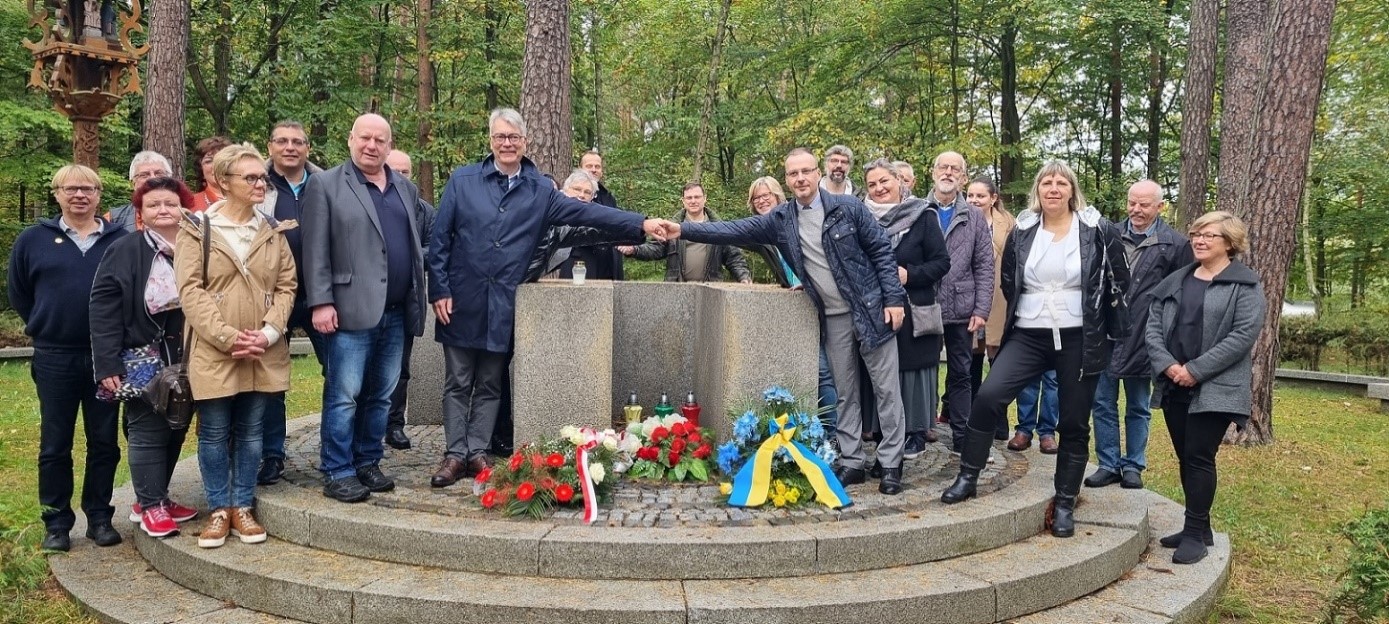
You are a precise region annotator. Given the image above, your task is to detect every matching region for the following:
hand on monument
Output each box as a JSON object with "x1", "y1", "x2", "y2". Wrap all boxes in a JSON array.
[
  {"x1": 312, "y1": 304, "x2": 339, "y2": 335},
  {"x1": 434, "y1": 297, "x2": 453, "y2": 326},
  {"x1": 884, "y1": 306, "x2": 904, "y2": 331}
]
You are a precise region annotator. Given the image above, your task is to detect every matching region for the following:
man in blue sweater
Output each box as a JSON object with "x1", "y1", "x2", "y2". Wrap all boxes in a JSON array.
[{"x1": 8, "y1": 164, "x2": 128, "y2": 551}]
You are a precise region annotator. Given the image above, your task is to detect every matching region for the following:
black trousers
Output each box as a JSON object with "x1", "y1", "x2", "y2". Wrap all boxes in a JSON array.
[
  {"x1": 387, "y1": 333, "x2": 414, "y2": 429},
  {"x1": 967, "y1": 328, "x2": 1096, "y2": 459},
  {"x1": 970, "y1": 350, "x2": 1009, "y2": 437},
  {"x1": 125, "y1": 400, "x2": 188, "y2": 508},
  {"x1": 942, "y1": 324, "x2": 974, "y2": 451},
  {"x1": 1162, "y1": 400, "x2": 1233, "y2": 535},
  {"x1": 32, "y1": 348, "x2": 120, "y2": 530}
]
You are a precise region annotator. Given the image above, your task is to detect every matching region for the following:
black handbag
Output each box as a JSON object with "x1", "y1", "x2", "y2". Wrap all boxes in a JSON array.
[
  {"x1": 1101, "y1": 233, "x2": 1132, "y2": 340},
  {"x1": 142, "y1": 216, "x2": 209, "y2": 430}
]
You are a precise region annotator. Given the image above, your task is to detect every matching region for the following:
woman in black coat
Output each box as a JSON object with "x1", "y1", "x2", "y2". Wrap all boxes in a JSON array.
[
  {"x1": 939, "y1": 161, "x2": 1130, "y2": 540},
  {"x1": 861, "y1": 159, "x2": 950, "y2": 467},
  {"x1": 89, "y1": 177, "x2": 200, "y2": 538}
]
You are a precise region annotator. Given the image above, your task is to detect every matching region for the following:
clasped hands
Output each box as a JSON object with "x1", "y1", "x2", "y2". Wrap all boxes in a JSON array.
[
  {"x1": 1165, "y1": 363, "x2": 1197, "y2": 387},
  {"x1": 641, "y1": 219, "x2": 682, "y2": 242}
]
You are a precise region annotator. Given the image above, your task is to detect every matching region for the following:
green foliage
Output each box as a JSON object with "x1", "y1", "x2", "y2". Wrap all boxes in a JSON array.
[
  {"x1": 1279, "y1": 316, "x2": 1348, "y2": 371},
  {"x1": 1324, "y1": 503, "x2": 1389, "y2": 623}
]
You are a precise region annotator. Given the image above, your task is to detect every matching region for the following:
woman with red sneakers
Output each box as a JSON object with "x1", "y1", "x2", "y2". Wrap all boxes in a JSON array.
[{"x1": 90, "y1": 177, "x2": 202, "y2": 537}]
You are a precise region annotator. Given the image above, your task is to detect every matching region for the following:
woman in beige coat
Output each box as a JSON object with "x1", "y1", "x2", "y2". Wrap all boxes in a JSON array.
[
  {"x1": 175, "y1": 143, "x2": 297, "y2": 549},
  {"x1": 966, "y1": 177, "x2": 1015, "y2": 439}
]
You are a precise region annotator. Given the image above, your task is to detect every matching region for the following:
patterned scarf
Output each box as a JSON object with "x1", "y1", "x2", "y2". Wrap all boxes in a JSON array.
[{"x1": 144, "y1": 229, "x2": 181, "y2": 315}]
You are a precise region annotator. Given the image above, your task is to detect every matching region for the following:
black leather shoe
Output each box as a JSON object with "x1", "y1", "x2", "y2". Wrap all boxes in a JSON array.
[
  {"x1": 1084, "y1": 468, "x2": 1121, "y2": 488},
  {"x1": 1160, "y1": 528, "x2": 1214, "y2": 548},
  {"x1": 879, "y1": 467, "x2": 903, "y2": 495},
  {"x1": 1120, "y1": 469, "x2": 1144, "y2": 489},
  {"x1": 867, "y1": 460, "x2": 884, "y2": 479},
  {"x1": 257, "y1": 457, "x2": 284, "y2": 485},
  {"x1": 385, "y1": 427, "x2": 412, "y2": 450},
  {"x1": 833, "y1": 465, "x2": 866, "y2": 486},
  {"x1": 323, "y1": 476, "x2": 371, "y2": 503},
  {"x1": 85, "y1": 522, "x2": 122, "y2": 547},
  {"x1": 356, "y1": 464, "x2": 396, "y2": 492},
  {"x1": 42, "y1": 529, "x2": 70, "y2": 552},
  {"x1": 1173, "y1": 536, "x2": 1209, "y2": 564}
]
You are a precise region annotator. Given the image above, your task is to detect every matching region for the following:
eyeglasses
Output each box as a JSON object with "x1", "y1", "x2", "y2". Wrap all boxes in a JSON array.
[
  {"x1": 751, "y1": 193, "x2": 775, "y2": 203},
  {"x1": 56, "y1": 185, "x2": 100, "y2": 196},
  {"x1": 271, "y1": 137, "x2": 309, "y2": 147},
  {"x1": 786, "y1": 167, "x2": 819, "y2": 179},
  {"x1": 934, "y1": 164, "x2": 964, "y2": 173},
  {"x1": 235, "y1": 174, "x2": 268, "y2": 186},
  {"x1": 1190, "y1": 232, "x2": 1225, "y2": 240},
  {"x1": 491, "y1": 133, "x2": 525, "y2": 144},
  {"x1": 132, "y1": 171, "x2": 170, "y2": 181}
]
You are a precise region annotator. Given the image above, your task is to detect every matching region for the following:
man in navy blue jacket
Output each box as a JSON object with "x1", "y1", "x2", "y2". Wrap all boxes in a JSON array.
[
  {"x1": 671, "y1": 148, "x2": 912, "y2": 496},
  {"x1": 9, "y1": 164, "x2": 127, "y2": 551},
  {"x1": 426, "y1": 108, "x2": 673, "y2": 487}
]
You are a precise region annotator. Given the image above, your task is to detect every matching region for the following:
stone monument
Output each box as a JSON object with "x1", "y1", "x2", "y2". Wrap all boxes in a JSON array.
[{"x1": 408, "y1": 280, "x2": 820, "y2": 442}]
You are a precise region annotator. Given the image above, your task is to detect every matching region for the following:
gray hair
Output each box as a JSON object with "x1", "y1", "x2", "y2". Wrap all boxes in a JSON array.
[
  {"x1": 489, "y1": 107, "x2": 527, "y2": 136},
  {"x1": 863, "y1": 158, "x2": 901, "y2": 180},
  {"x1": 825, "y1": 145, "x2": 854, "y2": 163},
  {"x1": 892, "y1": 160, "x2": 914, "y2": 178},
  {"x1": 561, "y1": 168, "x2": 598, "y2": 191},
  {"x1": 128, "y1": 151, "x2": 172, "y2": 180}
]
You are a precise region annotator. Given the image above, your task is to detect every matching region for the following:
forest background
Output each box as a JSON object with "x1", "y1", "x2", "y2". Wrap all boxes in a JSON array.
[{"x1": 0, "y1": 0, "x2": 1384, "y2": 437}]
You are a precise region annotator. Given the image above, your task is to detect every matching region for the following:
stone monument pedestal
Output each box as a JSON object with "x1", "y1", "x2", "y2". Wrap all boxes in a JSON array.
[{"x1": 408, "y1": 280, "x2": 820, "y2": 443}]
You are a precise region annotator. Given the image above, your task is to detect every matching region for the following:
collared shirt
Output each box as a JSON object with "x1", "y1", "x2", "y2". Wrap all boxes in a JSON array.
[
  {"x1": 59, "y1": 216, "x2": 106, "y2": 254},
  {"x1": 285, "y1": 169, "x2": 311, "y2": 199},
  {"x1": 927, "y1": 191, "x2": 958, "y2": 234},
  {"x1": 1125, "y1": 218, "x2": 1152, "y2": 241},
  {"x1": 350, "y1": 162, "x2": 413, "y2": 306},
  {"x1": 797, "y1": 194, "x2": 849, "y2": 315}
]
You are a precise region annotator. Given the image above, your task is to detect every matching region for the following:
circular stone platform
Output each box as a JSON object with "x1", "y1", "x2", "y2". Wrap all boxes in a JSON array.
[{"x1": 282, "y1": 423, "x2": 1029, "y2": 527}]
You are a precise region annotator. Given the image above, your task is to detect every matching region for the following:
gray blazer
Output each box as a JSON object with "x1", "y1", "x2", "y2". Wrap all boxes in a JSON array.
[
  {"x1": 301, "y1": 161, "x2": 426, "y2": 336},
  {"x1": 1145, "y1": 260, "x2": 1264, "y2": 416}
]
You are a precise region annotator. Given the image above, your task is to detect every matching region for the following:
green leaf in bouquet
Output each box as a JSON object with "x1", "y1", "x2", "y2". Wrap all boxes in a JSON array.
[
  {"x1": 688, "y1": 458, "x2": 709, "y2": 482},
  {"x1": 671, "y1": 463, "x2": 688, "y2": 482}
]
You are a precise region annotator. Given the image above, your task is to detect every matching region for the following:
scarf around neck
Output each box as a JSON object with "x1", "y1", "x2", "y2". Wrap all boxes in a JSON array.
[
  {"x1": 144, "y1": 229, "x2": 181, "y2": 315},
  {"x1": 872, "y1": 197, "x2": 930, "y2": 249}
]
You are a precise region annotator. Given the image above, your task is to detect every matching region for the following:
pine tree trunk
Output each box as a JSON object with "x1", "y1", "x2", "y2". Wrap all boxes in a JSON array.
[
  {"x1": 1220, "y1": 0, "x2": 1338, "y2": 446},
  {"x1": 416, "y1": 0, "x2": 435, "y2": 200},
  {"x1": 1177, "y1": 0, "x2": 1218, "y2": 229},
  {"x1": 520, "y1": 0, "x2": 571, "y2": 179},
  {"x1": 999, "y1": 17, "x2": 1023, "y2": 208},
  {"x1": 691, "y1": 0, "x2": 732, "y2": 185},
  {"x1": 143, "y1": 0, "x2": 189, "y2": 176}
]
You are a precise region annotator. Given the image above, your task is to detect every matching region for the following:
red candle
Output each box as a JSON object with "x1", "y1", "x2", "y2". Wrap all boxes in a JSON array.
[{"x1": 681, "y1": 391, "x2": 701, "y2": 429}]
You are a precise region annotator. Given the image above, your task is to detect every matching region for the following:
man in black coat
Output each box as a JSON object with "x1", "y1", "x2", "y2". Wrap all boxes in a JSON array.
[
  {"x1": 1086, "y1": 180, "x2": 1194, "y2": 490},
  {"x1": 556, "y1": 150, "x2": 631, "y2": 280}
]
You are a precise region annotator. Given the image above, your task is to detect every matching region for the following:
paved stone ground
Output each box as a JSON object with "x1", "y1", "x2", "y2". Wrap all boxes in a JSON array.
[{"x1": 283, "y1": 423, "x2": 1028, "y2": 528}]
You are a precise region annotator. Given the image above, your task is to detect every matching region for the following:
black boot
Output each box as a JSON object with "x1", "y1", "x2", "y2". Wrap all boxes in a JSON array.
[
  {"x1": 1051, "y1": 450, "x2": 1087, "y2": 538},
  {"x1": 941, "y1": 427, "x2": 994, "y2": 504},
  {"x1": 879, "y1": 467, "x2": 903, "y2": 495}
]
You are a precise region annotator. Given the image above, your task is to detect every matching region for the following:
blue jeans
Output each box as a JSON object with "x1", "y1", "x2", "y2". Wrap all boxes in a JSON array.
[
  {"x1": 1015, "y1": 369, "x2": 1059, "y2": 437},
  {"x1": 818, "y1": 347, "x2": 839, "y2": 433},
  {"x1": 319, "y1": 308, "x2": 404, "y2": 481},
  {"x1": 198, "y1": 392, "x2": 268, "y2": 508},
  {"x1": 1091, "y1": 370, "x2": 1153, "y2": 473},
  {"x1": 262, "y1": 326, "x2": 328, "y2": 461}
]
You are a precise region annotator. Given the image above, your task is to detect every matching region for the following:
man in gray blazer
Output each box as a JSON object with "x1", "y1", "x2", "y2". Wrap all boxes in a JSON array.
[{"x1": 301, "y1": 113, "x2": 427, "y2": 503}]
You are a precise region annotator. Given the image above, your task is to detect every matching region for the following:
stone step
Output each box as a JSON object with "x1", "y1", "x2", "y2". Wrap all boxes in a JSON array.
[
  {"x1": 130, "y1": 510, "x2": 1148, "y2": 624},
  {"x1": 245, "y1": 417, "x2": 1065, "y2": 580},
  {"x1": 46, "y1": 519, "x2": 307, "y2": 624},
  {"x1": 1006, "y1": 492, "x2": 1232, "y2": 624}
]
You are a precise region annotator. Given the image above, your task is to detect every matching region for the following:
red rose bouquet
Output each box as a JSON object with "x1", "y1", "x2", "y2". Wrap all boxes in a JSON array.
[
  {"x1": 626, "y1": 414, "x2": 715, "y2": 483},
  {"x1": 474, "y1": 427, "x2": 634, "y2": 520}
]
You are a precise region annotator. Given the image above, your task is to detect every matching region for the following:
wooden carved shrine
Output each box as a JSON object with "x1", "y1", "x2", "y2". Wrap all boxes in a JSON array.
[{"x1": 23, "y1": 0, "x2": 148, "y2": 168}]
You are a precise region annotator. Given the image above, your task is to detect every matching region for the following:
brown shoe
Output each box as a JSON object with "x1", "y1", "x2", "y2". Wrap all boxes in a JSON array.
[
  {"x1": 1007, "y1": 432, "x2": 1032, "y2": 451},
  {"x1": 1039, "y1": 435, "x2": 1059, "y2": 454},
  {"x1": 198, "y1": 508, "x2": 231, "y2": 549},
  {"x1": 431, "y1": 457, "x2": 467, "y2": 488},
  {"x1": 230, "y1": 507, "x2": 267, "y2": 544},
  {"x1": 466, "y1": 455, "x2": 490, "y2": 478}
]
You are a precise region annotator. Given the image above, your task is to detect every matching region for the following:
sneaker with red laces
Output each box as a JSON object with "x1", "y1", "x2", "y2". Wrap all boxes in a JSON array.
[
  {"x1": 131, "y1": 501, "x2": 199, "y2": 523},
  {"x1": 140, "y1": 504, "x2": 179, "y2": 538}
]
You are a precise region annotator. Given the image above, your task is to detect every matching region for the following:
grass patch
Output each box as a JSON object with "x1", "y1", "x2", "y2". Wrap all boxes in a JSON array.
[
  {"x1": 0, "y1": 359, "x2": 1384, "y2": 622},
  {"x1": 0, "y1": 356, "x2": 324, "y2": 623}
]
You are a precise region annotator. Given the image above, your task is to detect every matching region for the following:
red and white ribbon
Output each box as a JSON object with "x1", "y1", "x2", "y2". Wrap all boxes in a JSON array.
[{"x1": 575, "y1": 442, "x2": 599, "y2": 524}]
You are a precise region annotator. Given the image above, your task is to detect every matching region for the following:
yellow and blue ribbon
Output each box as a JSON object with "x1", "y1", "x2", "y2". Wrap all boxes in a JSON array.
[{"x1": 727, "y1": 415, "x2": 852, "y2": 509}]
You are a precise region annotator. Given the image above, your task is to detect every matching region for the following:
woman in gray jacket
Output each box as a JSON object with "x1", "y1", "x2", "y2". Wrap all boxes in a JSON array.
[{"x1": 1145, "y1": 211, "x2": 1264, "y2": 565}]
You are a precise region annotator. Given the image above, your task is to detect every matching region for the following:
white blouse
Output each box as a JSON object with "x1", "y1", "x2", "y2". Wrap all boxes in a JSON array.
[{"x1": 1015, "y1": 212, "x2": 1083, "y2": 348}]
